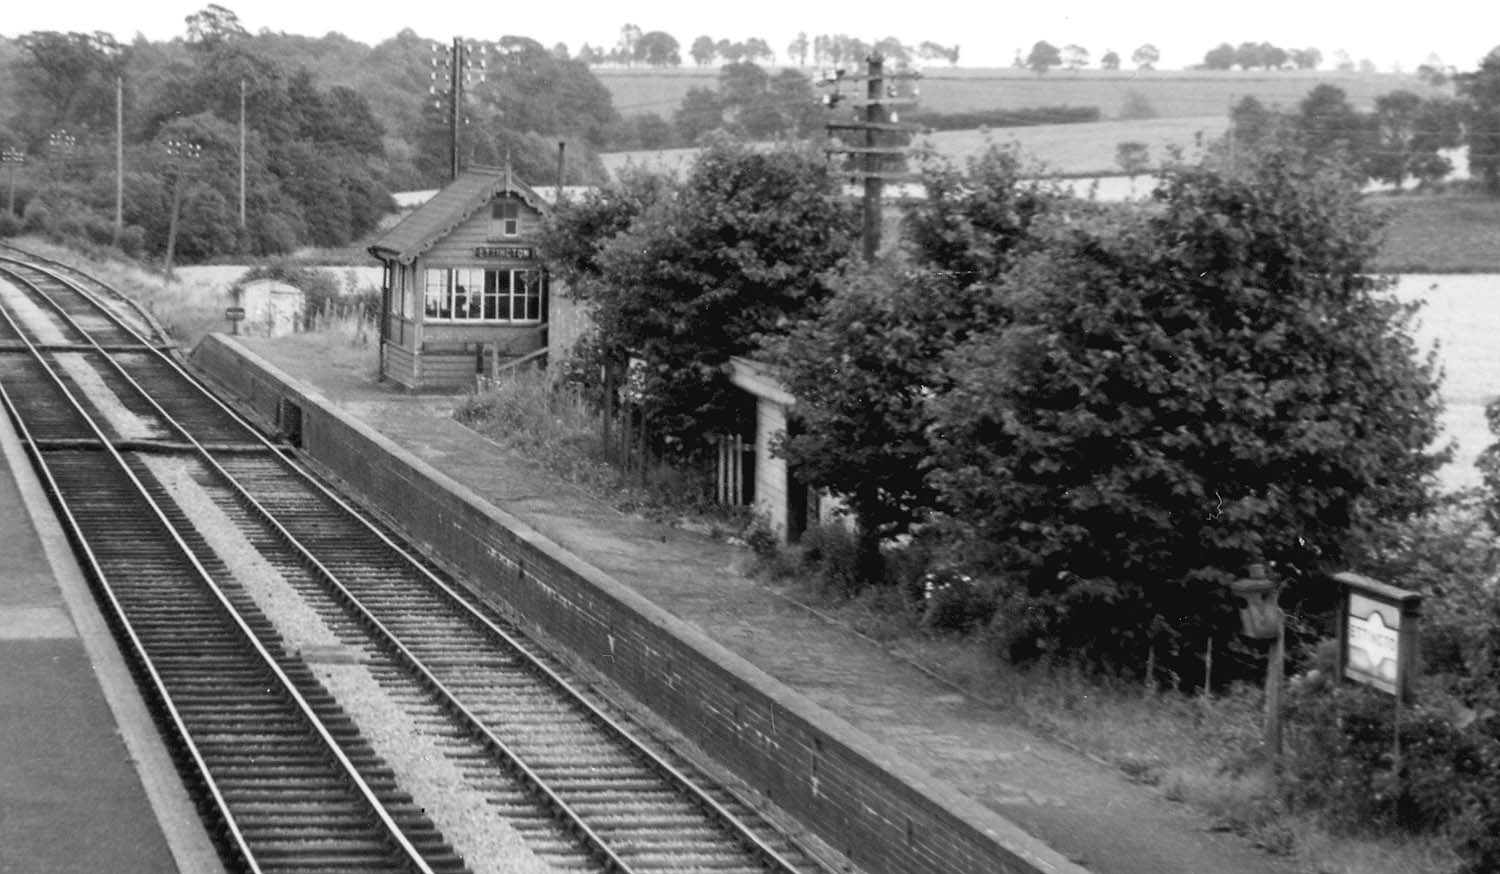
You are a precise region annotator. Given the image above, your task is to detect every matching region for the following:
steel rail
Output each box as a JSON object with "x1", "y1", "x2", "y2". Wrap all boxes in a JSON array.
[
  {"x1": 14, "y1": 255, "x2": 810, "y2": 874},
  {"x1": 10, "y1": 263, "x2": 642, "y2": 872},
  {"x1": 0, "y1": 292, "x2": 440, "y2": 874},
  {"x1": 0, "y1": 246, "x2": 170, "y2": 346}
]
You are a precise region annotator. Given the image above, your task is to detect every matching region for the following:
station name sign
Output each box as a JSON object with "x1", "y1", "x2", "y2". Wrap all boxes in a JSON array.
[
  {"x1": 1334, "y1": 571, "x2": 1422, "y2": 701},
  {"x1": 474, "y1": 245, "x2": 536, "y2": 260}
]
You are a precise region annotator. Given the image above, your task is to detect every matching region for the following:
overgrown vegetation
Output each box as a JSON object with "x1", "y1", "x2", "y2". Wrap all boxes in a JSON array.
[
  {"x1": 530, "y1": 129, "x2": 1500, "y2": 871},
  {"x1": 539, "y1": 137, "x2": 858, "y2": 462},
  {"x1": 454, "y1": 368, "x2": 746, "y2": 528}
]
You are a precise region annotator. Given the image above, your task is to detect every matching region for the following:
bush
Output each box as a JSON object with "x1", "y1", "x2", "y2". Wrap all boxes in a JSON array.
[
  {"x1": 918, "y1": 569, "x2": 999, "y2": 633},
  {"x1": 927, "y1": 146, "x2": 1446, "y2": 671},
  {"x1": 1282, "y1": 671, "x2": 1465, "y2": 831},
  {"x1": 796, "y1": 522, "x2": 864, "y2": 600}
]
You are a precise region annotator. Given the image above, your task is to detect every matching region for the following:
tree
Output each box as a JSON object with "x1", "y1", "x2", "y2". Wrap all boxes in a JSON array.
[
  {"x1": 1228, "y1": 95, "x2": 1283, "y2": 153},
  {"x1": 1203, "y1": 43, "x2": 1236, "y2": 70},
  {"x1": 184, "y1": 4, "x2": 249, "y2": 50},
  {"x1": 1366, "y1": 90, "x2": 1457, "y2": 190},
  {"x1": 1132, "y1": 43, "x2": 1160, "y2": 70},
  {"x1": 12, "y1": 31, "x2": 128, "y2": 140},
  {"x1": 777, "y1": 145, "x2": 1067, "y2": 585},
  {"x1": 1233, "y1": 42, "x2": 1267, "y2": 70},
  {"x1": 774, "y1": 261, "x2": 953, "y2": 584},
  {"x1": 788, "y1": 33, "x2": 809, "y2": 67},
  {"x1": 617, "y1": 23, "x2": 642, "y2": 66},
  {"x1": 873, "y1": 37, "x2": 910, "y2": 66},
  {"x1": 634, "y1": 31, "x2": 680, "y2": 67},
  {"x1": 717, "y1": 39, "x2": 745, "y2": 64},
  {"x1": 690, "y1": 36, "x2": 716, "y2": 67},
  {"x1": 1295, "y1": 84, "x2": 1368, "y2": 163},
  {"x1": 1100, "y1": 50, "x2": 1121, "y2": 71},
  {"x1": 1458, "y1": 48, "x2": 1500, "y2": 194},
  {"x1": 718, "y1": 61, "x2": 769, "y2": 108},
  {"x1": 744, "y1": 38, "x2": 773, "y2": 65},
  {"x1": 630, "y1": 113, "x2": 674, "y2": 149},
  {"x1": 1115, "y1": 140, "x2": 1150, "y2": 179},
  {"x1": 919, "y1": 41, "x2": 959, "y2": 66},
  {"x1": 673, "y1": 86, "x2": 723, "y2": 143},
  {"x1": 769, "y1": 69, "x2": 821, "y2": 136},
  {"x1": 1027, "y1": 41, "x2": 1061, "y2": 75},
  {"x1": 566, "y1": 139, "x2": 859, "y2": 458},
  {"x1": 1294, "y1": 47, "x2": 1323, "y2": 70},
  {"x1": 928, "y1": 146, "x2": 1445, "y2": 668},
  {"x1": 1063, "y1": 44, "x2": 1090, "y2": 72}
]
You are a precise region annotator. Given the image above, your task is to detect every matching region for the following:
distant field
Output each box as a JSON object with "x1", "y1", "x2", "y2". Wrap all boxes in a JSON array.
[
  {"x1": 1369, "y1": 195, "x2": 1500, "y2": 273},
  {"x1": 921, "y1": 116, "x2": 1224, "y2": 175},
  {"x1": 601, "y1": 115, "x2": 1225, "y2": 178},
  {"x1": 596, "y1": 67, "x2": 1452, "y2": 121}
]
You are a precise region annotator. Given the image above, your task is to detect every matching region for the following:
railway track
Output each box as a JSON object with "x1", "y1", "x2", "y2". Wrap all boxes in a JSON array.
[{"x1": 0, "y1": 252, "x2": 831, "y2": 874}]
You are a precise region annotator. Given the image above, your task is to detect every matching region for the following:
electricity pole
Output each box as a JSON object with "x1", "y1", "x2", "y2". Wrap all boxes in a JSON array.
[{"x1": 820, "y1": 53, "x2": 922, "y2": 261}]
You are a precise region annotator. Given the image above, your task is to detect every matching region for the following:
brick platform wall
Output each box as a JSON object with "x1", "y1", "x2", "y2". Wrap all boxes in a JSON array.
[{"x1": 191, "y1": 334, "x2": 1076, "y2": 874}]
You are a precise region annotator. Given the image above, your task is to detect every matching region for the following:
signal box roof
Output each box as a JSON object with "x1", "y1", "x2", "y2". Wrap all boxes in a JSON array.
[{"x1": 368, "y1": 165, "x2": 548, "y2": 265}]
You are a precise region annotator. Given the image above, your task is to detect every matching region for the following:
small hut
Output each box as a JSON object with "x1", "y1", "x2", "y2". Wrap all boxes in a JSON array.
[{"x1": 368, "y1": 165, "x2": 556, "y2": 389}]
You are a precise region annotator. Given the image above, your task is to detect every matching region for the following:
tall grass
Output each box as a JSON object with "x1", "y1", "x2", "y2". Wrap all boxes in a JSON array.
[
  {"x1": 455, "y1": 368, "x2": 744, "y2": 528},
  {"x1": 8, "y1": 235, "x2": 229, "y2": 346}
]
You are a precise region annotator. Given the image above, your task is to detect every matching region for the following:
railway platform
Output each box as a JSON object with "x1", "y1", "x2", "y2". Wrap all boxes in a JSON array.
[
  {"x1": 0, "y1": 410, "x2": 221, "y2": 874},
  {"x1": 208, "y1": 332, "x2": 1304, "y2": 874}
]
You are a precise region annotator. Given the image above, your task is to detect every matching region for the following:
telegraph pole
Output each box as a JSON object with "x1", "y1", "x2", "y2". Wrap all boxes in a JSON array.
[
  {"x1": 2, "y1": 148, "x2": 24, "y2": 219},
  {"x1": 162, "y1": 139, "x2": 202, "y2": 284},
  {"x1": 448, "y1": 37, "x2": 462, "y2": 181},
  {"x1": 115, "y1": 75, "x2": 124, "y2": 247},
  {"x1": 239, "y1": 78, "x2": 247, "y2": 231},
  {"x1": 820, "y1": 53, "x2": 923, "y2": 261},
  {"x1": 430, "y1": 38, "x2": 488, "y2": 182}
]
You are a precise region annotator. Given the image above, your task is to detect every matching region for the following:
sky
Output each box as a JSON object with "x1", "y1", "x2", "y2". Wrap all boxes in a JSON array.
[{"x1": 4, "y1": 1, "x2": 1499, "y2": 72}]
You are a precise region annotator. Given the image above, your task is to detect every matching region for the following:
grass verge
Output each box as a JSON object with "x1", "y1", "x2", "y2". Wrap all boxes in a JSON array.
[{"x1": 755, "y1": 544, "x2": 1461, "y2": 874}]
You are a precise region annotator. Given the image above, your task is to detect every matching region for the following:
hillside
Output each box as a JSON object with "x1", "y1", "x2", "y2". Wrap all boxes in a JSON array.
[{"x1": 595, "y1": 66, "x2": 1454, "y2": 121}]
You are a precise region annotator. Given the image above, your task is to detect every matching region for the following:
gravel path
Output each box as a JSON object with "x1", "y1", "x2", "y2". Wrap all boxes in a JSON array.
[{"x1": 141, "y1": 455, "x2": 560, "y2": 874}]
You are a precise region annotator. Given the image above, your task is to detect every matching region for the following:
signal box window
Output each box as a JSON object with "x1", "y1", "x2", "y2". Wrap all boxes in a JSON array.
[{"x1": 492, "y1": 199, "x2": 520, "y2": 237}]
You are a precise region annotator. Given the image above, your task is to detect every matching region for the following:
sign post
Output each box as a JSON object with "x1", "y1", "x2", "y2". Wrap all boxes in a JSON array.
[
  {"x1": 225, "y1": 305, "x2": 246, "y2": 336},
  {"x1": 1334, "y1": 571, "x2": 1422, "y2": 702},
  {"x1": 1333, "y1": 571, "x2": 1422, "y2": 778}
]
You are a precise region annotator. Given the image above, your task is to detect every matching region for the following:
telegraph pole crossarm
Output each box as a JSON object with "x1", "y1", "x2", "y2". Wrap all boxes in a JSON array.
[
  {"x1": 820, "y1": 53, "x2": 923, "y2": 261},
  {"x1": 162, "y1": 139, "x2": 202, "y2": 284}
]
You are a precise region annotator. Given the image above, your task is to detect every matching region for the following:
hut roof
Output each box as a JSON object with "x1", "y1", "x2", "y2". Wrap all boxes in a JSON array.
[{"x1": 367, "y1": 165, "x2": 547, "y2": 265}]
